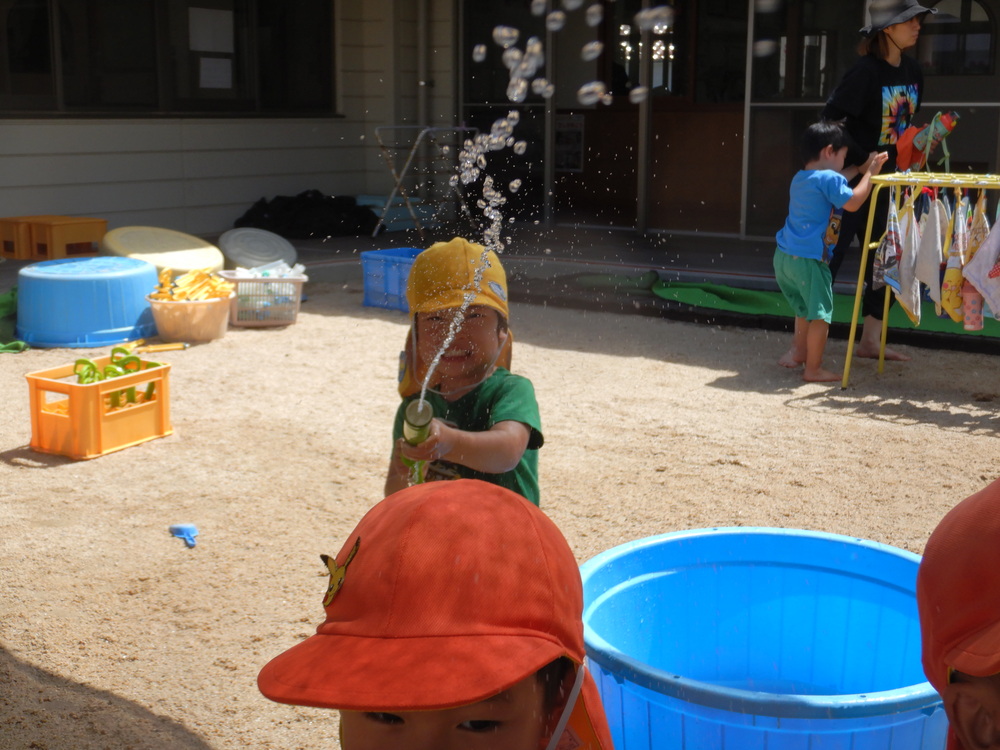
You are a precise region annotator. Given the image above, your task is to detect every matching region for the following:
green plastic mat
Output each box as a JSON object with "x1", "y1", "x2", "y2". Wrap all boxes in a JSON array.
[
  {"x1": 0, "y1": 287, "x2": 28, "y2": 352},
  {"x1": 652, "y1": 280, "x2": 1000, "y2": 339}
]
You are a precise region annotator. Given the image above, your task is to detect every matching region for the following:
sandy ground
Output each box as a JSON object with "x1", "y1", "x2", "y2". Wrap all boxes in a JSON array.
[{"x1": 1, "y1": 279, "x2": 998, "y2": 749}]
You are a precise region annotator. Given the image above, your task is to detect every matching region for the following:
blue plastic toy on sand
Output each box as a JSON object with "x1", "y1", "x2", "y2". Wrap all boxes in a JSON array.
[{"x1": 169, "y1": 524, "x2": 199, "y2": 548}]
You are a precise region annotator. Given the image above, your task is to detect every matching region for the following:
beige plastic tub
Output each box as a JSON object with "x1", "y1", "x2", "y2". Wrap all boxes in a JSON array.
[{"x1": 147, "y1": 294, "x2": 233, "y2": 343}]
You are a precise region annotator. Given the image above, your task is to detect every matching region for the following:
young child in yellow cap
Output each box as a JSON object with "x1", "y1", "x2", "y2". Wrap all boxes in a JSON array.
[
  {"x1": 257, "y1": 479, "x2": 614, "y2": 750},
  {"x1": 918, "y1": 476, "x2": 1000, "y2": 750},
  {"x1": 384, "y1": 236, "x2": 543, "y2": 504}
]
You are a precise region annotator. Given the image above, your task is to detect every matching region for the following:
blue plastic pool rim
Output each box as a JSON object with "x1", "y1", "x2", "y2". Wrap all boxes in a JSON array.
[{"x1": 580, "y1": 526, "x2": 942, "y2": 720}]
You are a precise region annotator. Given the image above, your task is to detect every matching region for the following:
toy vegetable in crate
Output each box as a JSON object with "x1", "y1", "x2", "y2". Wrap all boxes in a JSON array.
[{"x1": 71, "y1": 347, "x2": 162, "y2": 411}]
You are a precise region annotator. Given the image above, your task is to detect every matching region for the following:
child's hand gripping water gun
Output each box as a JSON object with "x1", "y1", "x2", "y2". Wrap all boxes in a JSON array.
[{"x1": 401, "y1": 400, "x2": 434, "y2": 485}]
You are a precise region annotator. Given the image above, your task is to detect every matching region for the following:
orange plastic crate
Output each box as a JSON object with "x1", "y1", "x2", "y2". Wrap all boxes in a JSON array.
[
  {"x1": 25, "y1": 356, "x2": 173, "y2": 459},
  {"x1": 29, "y1": 216, "x2": 107, "y2": 260},
  {"x1": 0, "y1": 215, "x2": 62, "y2": 260}
]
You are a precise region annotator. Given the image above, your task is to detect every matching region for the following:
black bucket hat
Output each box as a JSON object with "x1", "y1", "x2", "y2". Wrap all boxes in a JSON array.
[{"x1": 861, "y1": 0, "x2": 937, "y2": 35}]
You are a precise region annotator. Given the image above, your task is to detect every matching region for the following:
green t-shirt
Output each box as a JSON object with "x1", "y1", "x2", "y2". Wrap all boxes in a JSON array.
[{"x1": 392, "y1": 368, "x2": 544, "y2": 505}]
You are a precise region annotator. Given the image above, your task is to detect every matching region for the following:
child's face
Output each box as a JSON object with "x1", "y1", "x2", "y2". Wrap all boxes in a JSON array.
[
  {"x1": 834, "y1": 146, "x2": 848, "y2": 171},
  {"x1": 338, "y1": 673, "x2": 551, "y2": 750},
  {"x1": 415, "y1": 305, "x2": 507, "y2": 390}
]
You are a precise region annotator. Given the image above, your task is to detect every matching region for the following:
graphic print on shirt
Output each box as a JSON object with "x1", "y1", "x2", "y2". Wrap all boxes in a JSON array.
[
  {"x1": 823, "y1": 206, "x2": 843, "y2": 263},
  {"x1": 880, "y1": 84, "x2": 919, "y2": 146}
]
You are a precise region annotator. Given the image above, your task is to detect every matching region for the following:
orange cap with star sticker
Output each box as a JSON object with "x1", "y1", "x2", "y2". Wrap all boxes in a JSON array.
[{"x1": 257, "y1": 479, "x2": 613, "y2": 749}]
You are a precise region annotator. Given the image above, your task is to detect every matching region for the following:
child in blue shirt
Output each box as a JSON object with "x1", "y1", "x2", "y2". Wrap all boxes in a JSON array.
[{"x1": 775, "y1": 121, "x2": 888, "y2": 382}]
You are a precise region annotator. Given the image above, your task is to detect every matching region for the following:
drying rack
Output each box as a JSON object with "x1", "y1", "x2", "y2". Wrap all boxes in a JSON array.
[
  {"x1": 372, "y1": 126, "x2": 479, "y2": 241},
  {"x1": 841, "y1": 171, "x2": 1000, "y2": 388}
]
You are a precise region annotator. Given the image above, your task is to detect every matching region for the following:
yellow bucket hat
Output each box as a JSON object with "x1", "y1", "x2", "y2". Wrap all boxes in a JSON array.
[
  {"x1": 406, "y1": 237, "x2": 509, "y2": 319},
  {"x1": 399, "y1": 237, "x2": 512, "y2": 397}
]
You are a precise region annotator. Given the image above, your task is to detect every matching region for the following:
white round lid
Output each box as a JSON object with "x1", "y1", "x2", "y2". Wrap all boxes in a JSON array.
[{"x1": 218, "y1": 228, "x2": 297, "y2": 270}]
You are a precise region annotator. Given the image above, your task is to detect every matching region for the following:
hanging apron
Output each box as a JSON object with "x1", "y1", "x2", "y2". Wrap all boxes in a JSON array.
[
  {"x1": 960, "y1": 192, "x2": 989, "y2": 330},
  {"x1": 940, "y1": 192, "x2": 969, "y2": 323}
]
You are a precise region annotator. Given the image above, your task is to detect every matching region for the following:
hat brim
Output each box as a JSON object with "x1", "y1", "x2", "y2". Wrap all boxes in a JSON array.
[
  {"x1": 946, "y1": 618, "x2": 1000, "y2": 680},
  {"x1": 861, "y1": 6, "x2": 936, "y2": 35},
  {"x1": 258, "y1": 630, "x2": 567, "y2": 711}
]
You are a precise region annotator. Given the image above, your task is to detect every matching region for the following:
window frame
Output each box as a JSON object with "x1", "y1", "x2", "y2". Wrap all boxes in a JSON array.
[{"x1": 0, "y1": 0, "x2": 337, "y2": 119}]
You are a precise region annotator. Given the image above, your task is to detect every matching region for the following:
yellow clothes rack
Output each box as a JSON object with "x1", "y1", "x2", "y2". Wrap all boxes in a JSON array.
[{"x1": 841, "y1": 171, "x2": 1000, "y2": 389}]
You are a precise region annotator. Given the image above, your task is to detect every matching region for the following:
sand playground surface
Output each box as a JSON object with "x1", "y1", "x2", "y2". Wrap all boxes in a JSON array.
[{"x1": 2, "y1": 277, "x2": 999, "y2": 749}]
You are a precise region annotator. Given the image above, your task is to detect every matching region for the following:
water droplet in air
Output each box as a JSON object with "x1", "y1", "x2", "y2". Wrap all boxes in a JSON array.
[
  {"x1": 546, "y1": 10, "x2": 566, "y2": 31},
  {"x1": 531, "y1": 77, "x2": 550, "y2": 95},
  {"x1": 492, "y1": 25, "x2": 519, "y2": 48},
  {"x1": 509, "y1": 179, "x2": 522, "y2": 193},
  {"x1": 577, "y1": 81, "x2": 607, "y2": 105},
  {"x1": 600, "y1": 93, "x2": 613, "y2": 105},
  {"x1": 634, "y1": 6, "x2": 674, "y2": 31},
  {"x1": 513, "y1": 141, "x2": 527, "y2": 155},
  {"x1": 502, "y1": 47, "x2": 523, "y2": 70},
  {"x1": 530, "y1": 0, "x2": 546, "y2": 16},
  {"x1": 629, "y1": 86, "x2": 649, "y2": 104},
  {"x1": 540, "y1": 83, "x2": 555, "y2": 98},
  {"x1": 562, "y1": 0, "x2": 584, "y2": 9},
  {"x1": 581, "y1": 41, "x2": 604, "y2": 61},
  {"x1": 472, "y1": 44, "x2": 487, "y2": 63},
  {"x1": 586, "y1": 4, "x2": 603, "y2": 26},
  {"x1": 449, "y1": 175, "x2": 459, "y2": 187},
  {"x1": 753, "y1": 39, "x2": 778, "y2": 57},
  {"x1": 507, "y1": 77, "x2": 528, "y2": 103}
]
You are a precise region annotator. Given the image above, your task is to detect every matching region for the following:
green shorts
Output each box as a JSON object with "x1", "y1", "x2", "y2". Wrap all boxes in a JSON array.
[{"x1": 773, "y1": 249, "x2": 833, "y2": 324}]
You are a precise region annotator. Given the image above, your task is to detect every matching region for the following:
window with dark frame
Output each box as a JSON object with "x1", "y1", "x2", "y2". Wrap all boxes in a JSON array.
[
  {"x1": 918, "y1": 0, "x2": 995, "y2": 76},
  {"x1": 0, "y1": 0, "x2": 334, "y2": 116}
]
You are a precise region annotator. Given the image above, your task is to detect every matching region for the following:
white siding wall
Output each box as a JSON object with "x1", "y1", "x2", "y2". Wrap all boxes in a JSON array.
[{"x1": 0, "y1": 1, "x2": 457, "y2": 237}]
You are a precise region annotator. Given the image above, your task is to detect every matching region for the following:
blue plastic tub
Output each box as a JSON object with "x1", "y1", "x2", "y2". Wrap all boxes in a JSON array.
[
  {"x1": 360, "y1": 247, "x2": 422, "y2": 312},
  {"x1": 580, "y1": 528, "x2": 947, "y2": 750},
  {"x1": 16, "y1": 256, "x2": 158, "y2": 347}
]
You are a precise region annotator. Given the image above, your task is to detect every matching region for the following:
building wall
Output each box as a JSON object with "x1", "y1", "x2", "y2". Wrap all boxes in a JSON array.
[{"x1": 0, "y1": 0, "x2": 458, "y2": 237}]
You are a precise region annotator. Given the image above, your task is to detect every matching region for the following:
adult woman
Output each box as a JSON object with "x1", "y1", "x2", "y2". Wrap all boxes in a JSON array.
[{"x1": 822, "y1": 0, "x2": 937, "y2": 361}]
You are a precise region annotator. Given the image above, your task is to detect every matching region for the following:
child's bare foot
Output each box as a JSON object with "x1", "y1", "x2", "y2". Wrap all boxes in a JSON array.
[
  {"x1": 778, "y1": 349, "x2": 804, "y2": 368},
  {"x1": 803, "y1": 367, "x2": 841, "y2": 383},
  {"x1": 856, "y1": 344, "x2": 911, "y2": 361}
]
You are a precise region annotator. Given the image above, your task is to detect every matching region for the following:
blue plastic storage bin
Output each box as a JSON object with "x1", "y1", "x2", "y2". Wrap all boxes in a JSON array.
[
  {"x1": 16, "y1": 256, "x2": 158, "y2": 348},
  {"x1": 580, "y1": 528, "x2": 947, "y2": 750},
  {"x1": 360, "y1": 247, "x2": 422, "y2": 311}
]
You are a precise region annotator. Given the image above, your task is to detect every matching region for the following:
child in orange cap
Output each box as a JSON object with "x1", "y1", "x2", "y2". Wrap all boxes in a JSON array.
[
  {"x1": 385, "y1": 237, "x2": 543, "y2": 504},
  {"x1": 257, "y1": 479, "x2": 614, "y2": 750},
  {"x1": 917, "y1": 476, "x2": 1000, "y2": 750}
]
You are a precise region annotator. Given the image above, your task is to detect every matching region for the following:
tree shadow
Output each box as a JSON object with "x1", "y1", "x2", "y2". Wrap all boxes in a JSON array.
[{"x1": 0, "y1": 646, "x2": 213, "y2": 749}]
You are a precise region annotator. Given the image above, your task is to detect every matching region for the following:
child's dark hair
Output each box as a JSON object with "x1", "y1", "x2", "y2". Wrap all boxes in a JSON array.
[
  {"x1": 801, "y1": 120, "x2": 847, "y2": 165},
  {"x1": 536, "y1": 657, "x2": 574, "y2": 712}
]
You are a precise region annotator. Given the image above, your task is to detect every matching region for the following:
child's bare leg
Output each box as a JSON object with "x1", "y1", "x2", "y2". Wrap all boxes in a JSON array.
[
  {"x1": 778, "y1": 317, "x2": 807, "y2": 368},
  {"x1": 803, "y1": 319, "x2": 839, "y2": 382}
]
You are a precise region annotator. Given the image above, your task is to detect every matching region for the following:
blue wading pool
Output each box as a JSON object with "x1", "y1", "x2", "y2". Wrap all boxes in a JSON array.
[
  {"x1": 16, "y1": 256, "x2": 158, "y2": 347},
  {"x1": 580, "y1": 527, "x2": 947, "y2": 750}
]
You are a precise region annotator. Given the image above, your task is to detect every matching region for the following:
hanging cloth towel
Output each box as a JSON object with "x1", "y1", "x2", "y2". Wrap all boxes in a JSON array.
[
  {"x1": 915, "y1": 192, "x2": 947, "y2": 306},
  {"x1": 873, "y1": 187, "x2": 901, "y2": 291},
  {"x1": 961, "y1": 193, "x2": 989, "y2": 330},
  {"x1": 963, "y1": 212, "x2": 1000, "y2": 322},
  {"x1": 940, "y1": 192, "x2": 969, "y2": 323},
  {"x1": 894, "y1": 188, "x2": 923, "y2": 324}
]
